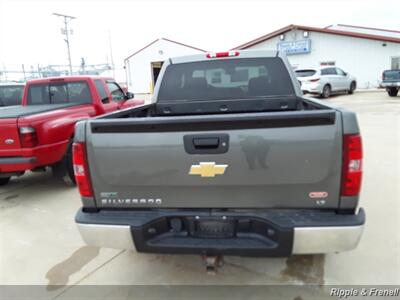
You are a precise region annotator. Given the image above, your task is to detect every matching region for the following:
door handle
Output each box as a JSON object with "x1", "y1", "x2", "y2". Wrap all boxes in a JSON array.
[
  {"x1": 193, "y1": 138, "x2": 219, "y2": 149},
  {"x1": 184, "y1": 134, "x2": 229, "y2": 154}
]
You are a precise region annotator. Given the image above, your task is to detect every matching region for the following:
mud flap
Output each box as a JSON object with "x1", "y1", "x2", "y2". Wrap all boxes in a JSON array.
[{"x1": 52, "y1": 141, "x2": 76, "y2": 185}]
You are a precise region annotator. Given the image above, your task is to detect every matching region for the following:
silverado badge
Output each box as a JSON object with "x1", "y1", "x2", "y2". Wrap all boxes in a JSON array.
[{"x1": 189, "y1": 162, "x2": 228, "y2": 178}]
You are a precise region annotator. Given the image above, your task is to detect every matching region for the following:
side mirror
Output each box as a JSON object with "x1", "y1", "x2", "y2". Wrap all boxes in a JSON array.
[
  {"x1": 125, "y1": 92, "x2": 134, "y2": 99},
  {"x1": 343, "y1": 72, "x2": 348, "y2": 76},
  {"x1": 101, "y1": 97, "x2": 110, "y2": 104}
]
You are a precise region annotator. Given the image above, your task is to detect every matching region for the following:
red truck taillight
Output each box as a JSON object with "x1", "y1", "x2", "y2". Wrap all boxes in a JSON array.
[
  {"x1": 72, "y1": 142, "x2": 93, "y2": 197},
  {"x1": 341, "y1": 134, "x2": 363, "y2": 196},
  {"x1": 19, "y1": 126, "x2": 38, "y2": 148}
]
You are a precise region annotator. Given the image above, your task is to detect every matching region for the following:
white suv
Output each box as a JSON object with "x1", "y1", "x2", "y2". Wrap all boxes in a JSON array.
[{"x1": 296, "y1": 67, "x2": 357, "y2": 98}]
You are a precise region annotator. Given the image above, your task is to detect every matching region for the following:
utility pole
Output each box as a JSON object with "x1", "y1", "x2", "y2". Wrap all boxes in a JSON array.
[
  {"x1": 22, "y1": 64, "x2": 27, "y2": 81},
  {"x1": 108, "y1": 29, "x2": 115, "y2": 78},
  {"x1": 53, "y1": 13, "x2": 76, "y2": 75}
]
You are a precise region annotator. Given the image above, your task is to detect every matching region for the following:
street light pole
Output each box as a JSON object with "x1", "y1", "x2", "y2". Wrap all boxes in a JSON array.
[{"x1": 53, "y1": 13, "x2": 76, "y2": 75}]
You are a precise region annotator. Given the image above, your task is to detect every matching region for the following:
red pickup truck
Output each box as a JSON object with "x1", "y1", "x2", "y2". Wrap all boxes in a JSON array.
[{"x1": 0, "y1": 76, "x2": 144, "y2": 186}]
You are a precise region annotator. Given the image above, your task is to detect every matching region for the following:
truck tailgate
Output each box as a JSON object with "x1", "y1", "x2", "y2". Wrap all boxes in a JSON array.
[
  {"x1": 0, "y1": 118, "x2": 21, "y2": 151},
  {"x1": 0, "y1": 104, "x2": 80, "y2": 154},
  {"x1": 86, "y1": 110, "x2": 343, "y2": 209}
]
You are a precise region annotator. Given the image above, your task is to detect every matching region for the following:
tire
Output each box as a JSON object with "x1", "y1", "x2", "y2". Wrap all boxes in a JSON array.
[
  {"x1": 387, "y1": 88, "x2": 398, "y2": 97},
  {"x1": 321, "y1": 85, "x2": 331, "y2": 98},
  {"x1": 52, "y1": 142, "x2": 76, "y2": 186},
  {"x1": 0, "y1": 177, "x2": 11, "y2": 186},
  {"x1": 348, "y1": 81, "x2": 356, "y2": 94}
]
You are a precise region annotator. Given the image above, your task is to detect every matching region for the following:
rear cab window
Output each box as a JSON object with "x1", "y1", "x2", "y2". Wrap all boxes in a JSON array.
[
  {"x1": 383, "y1": 70, "x2": 400, "y2": 80},
  {"x1": 27, "y1": 81, "x2": 92, "y2": 105},
  {"x1": 0, "y1": 85, "x2": 24, "y2": 106},
  {"x1": 158, "y1": 57, "x2": 295, "y2": 102}
]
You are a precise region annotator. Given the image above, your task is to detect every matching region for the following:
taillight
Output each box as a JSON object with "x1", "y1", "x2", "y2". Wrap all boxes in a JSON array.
[
  {"x1": 309, "y1": 78, "x2": 320, "y2": 82},
  {"x1": 19, "y1": 126, "x2": 38, "y2": 148},
  {"x1": 206, "y1": 51, "x2": 239, "y2": 58},
  {"x1": 341, "y1": 134, "x2": 363, "y2": 196},
  {"x1": 72, "y1": 142, "x2": 93, "y2": 197}
]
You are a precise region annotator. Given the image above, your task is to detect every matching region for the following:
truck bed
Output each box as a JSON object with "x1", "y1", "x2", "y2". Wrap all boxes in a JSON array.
[{"x1": 0, "y1": 103, "x2": 83, "y2": 119}]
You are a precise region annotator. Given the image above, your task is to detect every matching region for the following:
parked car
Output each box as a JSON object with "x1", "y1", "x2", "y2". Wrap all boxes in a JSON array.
[
  {"x1": 0, "y1": 76, "x2": 144, "y2": 186},
  {"x1": 0, "y1": 82, "x2": 24, "y2": 107},
  {"x1": 381, "y1": 69, "x2": 400, "y2": 97},
  {"x1": 74, "y1": 50, "x2": 365, "y2": 259},
  {"x1": 296, "y1": 67, "x2": 357, "y2": 98}
]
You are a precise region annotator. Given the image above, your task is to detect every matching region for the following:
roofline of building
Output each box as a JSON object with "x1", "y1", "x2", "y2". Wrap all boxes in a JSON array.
[
  {"x1": 161, "y1": 38, "x2": 207, "y2": 53},
  {"x1": 124, "y1": 39, "x2": 160, "y2": 62},
  {"x1": 124, "y1": 38, "x2": 206, "y2": 62},
  {"x1": 232, "y1": 24, "x2": 294, "y2": 50},
  {"x1": 232, "y1": 24, "x2": 400, "y2": 50},
  {"x1": 326, "y1": 24, "x2": 400, "y2": 34}
]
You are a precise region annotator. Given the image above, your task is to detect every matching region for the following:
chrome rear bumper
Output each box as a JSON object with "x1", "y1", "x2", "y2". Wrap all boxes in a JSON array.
[
  {"x1": 292, "y1": 225, "x2": 364, "y2": 254},
  {"x1": 78, "y1": 224, "x2": 135, "y2": 250},
  {"x1": 77, "y1": 221, "x2": 364, "y2": 254}
]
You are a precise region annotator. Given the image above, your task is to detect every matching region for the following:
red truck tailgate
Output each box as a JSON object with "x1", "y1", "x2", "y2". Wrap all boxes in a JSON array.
[{"x1": 0, "y1": 119, "x2": 21, "y2": 151}]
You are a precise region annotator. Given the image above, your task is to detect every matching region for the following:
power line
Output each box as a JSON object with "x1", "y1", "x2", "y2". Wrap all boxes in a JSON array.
[{"x1": 53, "y1": 13, "x2": 76, "y2": 75}]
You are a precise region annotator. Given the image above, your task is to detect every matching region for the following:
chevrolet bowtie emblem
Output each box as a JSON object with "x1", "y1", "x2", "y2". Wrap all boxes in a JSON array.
[{"x1": 189, "y1": 162, "x2": 228, "y2": 177}]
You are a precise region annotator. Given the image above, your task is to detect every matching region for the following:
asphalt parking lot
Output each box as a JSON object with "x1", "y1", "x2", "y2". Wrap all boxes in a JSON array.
[{"x1": 0, "y1": 91, "x2": 399, "y2": 298}]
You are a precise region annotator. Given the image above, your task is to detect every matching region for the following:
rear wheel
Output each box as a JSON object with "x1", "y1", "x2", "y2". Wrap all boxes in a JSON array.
[
  {"x1": 0, "y1": 177, "x2": 11, "y2": 186},
  {"x1": 321, "y1": 85, "x2": 331, "y2": 98},
  {"x1": 387, "y1": 87, "x2": 398, "y2": 97},
  {"x1": 52, "y1": 142, "x2": 76, "y2": 186},
  {"x1": 348, "y1": 81, "x2": 356, "y2": 94}
]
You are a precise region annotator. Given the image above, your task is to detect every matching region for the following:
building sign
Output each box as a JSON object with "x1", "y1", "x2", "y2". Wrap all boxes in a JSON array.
[{"x1": 277, "y1": 39, "x2": 311, "y2": 55}]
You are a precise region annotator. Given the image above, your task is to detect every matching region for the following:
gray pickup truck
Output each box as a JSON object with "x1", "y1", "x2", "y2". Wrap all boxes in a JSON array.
[
  {"x1": 73, "y1": 50, "x2": 365, "y2": 258},
  {"x1": 381, "y1": 69, "x2": 400, "y2": 97}
]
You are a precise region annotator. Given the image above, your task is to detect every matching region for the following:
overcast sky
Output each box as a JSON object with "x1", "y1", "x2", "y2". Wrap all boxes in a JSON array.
[{"x1": 0, "y1": 0, "x2": 398, "y2": 73}]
